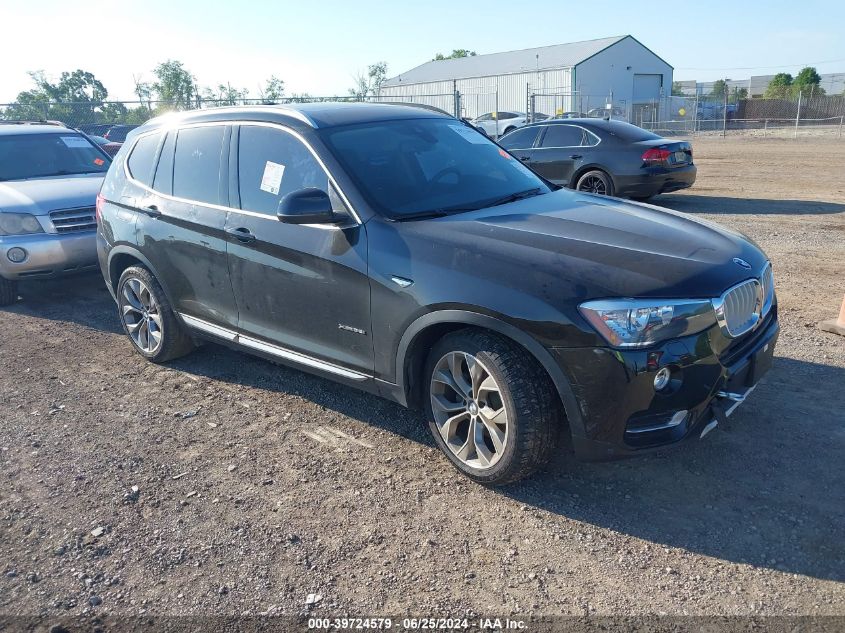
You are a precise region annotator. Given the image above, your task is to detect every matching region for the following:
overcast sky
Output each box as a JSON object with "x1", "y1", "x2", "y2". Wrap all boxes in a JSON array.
[{"x1": 1, "y1": 0, "x2": 843, "y2": 103}]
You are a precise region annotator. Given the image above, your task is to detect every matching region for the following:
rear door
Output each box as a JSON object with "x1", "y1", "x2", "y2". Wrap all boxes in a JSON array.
[
  {"x1": 134, "y1": 124, "x2": 238, "y2": 331},
  {"x1": 530, "y1": 124, "x2": 596, "y2": 186},
  {"x1": 224, "y1": 123, "x2": 372, "y2": 375}
]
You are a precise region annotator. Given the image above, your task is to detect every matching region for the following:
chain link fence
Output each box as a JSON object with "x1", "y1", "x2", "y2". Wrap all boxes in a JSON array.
[
  {"x1": 3, "y1": 91, "x2": 843, "y2": 140},
  {"x1": 637, "y1": 93, "x2": 845, "y2": 138}
]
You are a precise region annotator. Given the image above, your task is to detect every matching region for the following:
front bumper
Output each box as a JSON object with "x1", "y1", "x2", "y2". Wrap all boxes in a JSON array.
[
  {"x1": 553, "y1": 307, "x2": 779, "y2": 461},
  {"x1": 615, "y1": 164, "x2": 697, "y2": 198},
  {"x1": 0, "y1": 231, "x2": 98, "y2": 280}
]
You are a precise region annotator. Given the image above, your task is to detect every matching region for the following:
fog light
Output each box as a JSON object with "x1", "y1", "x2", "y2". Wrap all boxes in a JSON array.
[
  {"x1": 654, "y1": 367, "x2": 671, "y2": 391},
  {"x1": 7, "y1": 247, "x2": 27, "y2": 263}
]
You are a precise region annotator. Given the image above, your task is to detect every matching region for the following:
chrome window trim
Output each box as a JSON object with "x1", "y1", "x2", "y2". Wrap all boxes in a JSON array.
[
  {"x1": 121, "y1": 120, "x2": 362, "y2": 227},
  {"x1": 179, "y1": 313, "x2": 370, "y2": 381},
  {"x1": 534, "y1": 124, "x2": 602, "y2": 150}
]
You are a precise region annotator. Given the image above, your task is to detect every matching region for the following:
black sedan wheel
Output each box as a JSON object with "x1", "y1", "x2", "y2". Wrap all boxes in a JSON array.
[
  {"x1": 576, "y1": 170, "x2": 614, "y2": 196},
  {"x1": 424, "y1": 329, "x2": 559, "y2": 485}
]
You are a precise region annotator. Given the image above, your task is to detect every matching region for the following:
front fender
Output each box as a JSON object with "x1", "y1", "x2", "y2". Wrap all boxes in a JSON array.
[{"x1": 390, "y1": 309, "x2": 585, "y2": 438}]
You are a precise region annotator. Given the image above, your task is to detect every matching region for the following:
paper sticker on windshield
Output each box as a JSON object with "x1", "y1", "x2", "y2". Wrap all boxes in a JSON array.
[
  {"x1": 93, "y1": 158, "x2": 105, "y2": 166},
  {"x1": 448, "y1": 124, "x2": 487, "y2": 144},
  {"x1": 60, "y1": 136, "x2": 91, "y2": 148},
  {"x1": 260, "y1": 161, "x2": 285, "y2": 195}
]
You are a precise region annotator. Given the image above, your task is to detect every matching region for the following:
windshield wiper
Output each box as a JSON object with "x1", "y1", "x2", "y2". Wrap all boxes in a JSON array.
[
  {"x1": 485, "y1": 188, "x2": 545, "y2": 208},
  {"x1": 391, "y1": 208, "x2": 476, "y2": 222}
]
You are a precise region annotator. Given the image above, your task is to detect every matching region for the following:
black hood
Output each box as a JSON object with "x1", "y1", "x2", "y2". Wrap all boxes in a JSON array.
[{"x1": 391, "y1": 189, "x2": 768, "y2": 301}]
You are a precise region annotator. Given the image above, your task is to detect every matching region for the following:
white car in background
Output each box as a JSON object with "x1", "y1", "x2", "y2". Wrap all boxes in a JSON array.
[{"x1": 471, "y1": 111, "x2": 548, "y2": 138}]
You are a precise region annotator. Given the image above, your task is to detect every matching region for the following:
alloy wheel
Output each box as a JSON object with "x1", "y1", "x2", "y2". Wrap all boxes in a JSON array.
[
  {"x1": 120, "y1": 277, "x2": 163, "y2": 354},
  {"x1": 579, "y1": 174, "x2": 607, "y2": 195},
  {"x1": 429, "y1": 351, "x2": 509, "y2": 469}
]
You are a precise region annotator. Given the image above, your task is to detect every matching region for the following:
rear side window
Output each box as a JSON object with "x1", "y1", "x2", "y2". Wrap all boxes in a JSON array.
[
  {"x1": 237, "y1": 125, "x2": 335, "y2": 215},
  {"x1": 127, "y1": 132, "x2": 161, "y2": 186},
  {"x1": 540, "y1": 125, "x2": 588, "y2": 148},
  {"x1": 499, "y1": 127, "x2": 540, "y2": 150},
  {"x1": 173, "y1": 126, "x2": 225, "y2": 205},
  {"x1": 152, "y1": 132, "x2": 175, "y2": 195}
]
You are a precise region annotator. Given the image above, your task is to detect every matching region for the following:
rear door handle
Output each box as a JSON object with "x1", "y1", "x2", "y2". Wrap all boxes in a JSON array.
[
  {"x1": 226, "y1": 226, "x2": 256, "y2": 243},
  {"x1": 142, "y1": 204, "x2": 161, "y2": 218},
  {"x1": 519, "y1": 156, "x2": 531, "y2": 162},
  {"x1": 569, "y1": 154, "x2": 583, "y2": 160}
]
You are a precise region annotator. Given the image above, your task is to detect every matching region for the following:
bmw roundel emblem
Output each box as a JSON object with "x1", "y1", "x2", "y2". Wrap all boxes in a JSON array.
[{"x1": 732, "y1": 257, "x2": 752, "y2": 269}]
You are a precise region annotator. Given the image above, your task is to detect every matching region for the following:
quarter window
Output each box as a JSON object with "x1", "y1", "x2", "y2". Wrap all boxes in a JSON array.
[
  {"x1": 127, "y1": 132, "x2": 161, "y2": 186},
  {"x1": 152, "y1": 132, "x2": 175, "y2": 195},
  {"x1": 539, "y1": 125, "x2": 588, "y2": 148},
  {"x1": 173, "y1": 126, "x2": 225, "y2": 205},
  {"x1": 237, "y1": 125, "x2": 340, "y2": 216}
]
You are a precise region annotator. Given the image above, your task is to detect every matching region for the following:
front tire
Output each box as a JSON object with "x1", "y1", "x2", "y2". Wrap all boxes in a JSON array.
[
  {"x1": 0, "y1": 277, "x2": 18, "y2": 307},
  {"x1": 424, "y1": 329, "x2": 559, "y2": 485},
  {"x1": 575, "y1": 169, "x2": 614, "y2": 196},
  {"x1": 117, "y1": 266, "x2": 194, "y2": 363}
]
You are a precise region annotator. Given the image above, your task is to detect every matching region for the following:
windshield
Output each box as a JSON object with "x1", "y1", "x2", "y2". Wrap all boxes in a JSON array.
[
  {"x1": 0, "y1": 133, "x2": 110, "y2": 181},
  {"x1": 320, "y1": 118, "x2": 551, "y2": 219}
]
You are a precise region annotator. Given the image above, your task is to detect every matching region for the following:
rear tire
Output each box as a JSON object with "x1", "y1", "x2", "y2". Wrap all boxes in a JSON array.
[
  {"x1": 0, "y1": 277, "x2": 18, "y2": 307},
  {"x1": 424, "y1": 329, "x2": 559, "y2": 485},
  {"x1": 117, "y1": 266, "x2": 194, "y2": 363},
  {"x1": 575, "y1": 169, "x2": 614, "y2": 196}
]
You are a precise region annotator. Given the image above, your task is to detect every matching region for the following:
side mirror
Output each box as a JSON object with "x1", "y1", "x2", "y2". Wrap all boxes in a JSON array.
[{"x1": 277, "y1": 188, "x2": 336, "y2": 224}]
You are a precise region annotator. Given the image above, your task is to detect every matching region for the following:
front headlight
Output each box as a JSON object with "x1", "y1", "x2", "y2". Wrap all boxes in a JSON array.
[
  {"x1": 0, "y1": 213, "x2": 44, "y2": 236},
  {"x1": 578, "y1": 299, "x2": 716, "y2": 349}
]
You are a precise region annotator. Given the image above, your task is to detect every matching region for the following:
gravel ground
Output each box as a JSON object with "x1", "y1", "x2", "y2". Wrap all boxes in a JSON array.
[{"x1": 1, "y1": 137, "x2": 844, "y2": 623}]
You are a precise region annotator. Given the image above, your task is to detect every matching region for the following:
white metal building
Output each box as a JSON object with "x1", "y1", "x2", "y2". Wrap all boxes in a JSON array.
[{"x1": 379, "y1": 35, "x2": 673, "y2": 121}]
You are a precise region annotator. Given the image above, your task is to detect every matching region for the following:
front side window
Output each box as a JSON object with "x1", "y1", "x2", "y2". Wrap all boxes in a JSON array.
[
  {"x1": 539, "y1": 125, "x2": 588, "y2": 148},
  {"x1": 172, "y1": 126, "x2": 225, "y2": 205},
  {"x1": 237, "y1": 125, "x2": 340, "y2": 216},
  {"x1": 0, "y1": 132, "x2": 110, "y2": 181},
  {"x1": 127, "y1": 132, "x2": 161, "y2": 186},
  {"x1": 320, "y1": 117, "x2": 551, "y2": 219},
  {"x1": 499, "y1": 127, "x2": 540, "y2": 150}
]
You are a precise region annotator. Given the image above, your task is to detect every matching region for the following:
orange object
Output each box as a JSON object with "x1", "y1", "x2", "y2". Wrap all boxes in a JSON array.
[{"x1": 819, "y1": 294, "x2": 845, "y2": 336}]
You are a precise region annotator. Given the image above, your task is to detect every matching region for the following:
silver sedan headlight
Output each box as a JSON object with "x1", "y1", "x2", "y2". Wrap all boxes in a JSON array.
[
  {"x1": 578, "y1": 299, "x2": 716, "y2": 349},
  {"x1": 0, "y1": 213, "x2": 44, "y2": 236}
]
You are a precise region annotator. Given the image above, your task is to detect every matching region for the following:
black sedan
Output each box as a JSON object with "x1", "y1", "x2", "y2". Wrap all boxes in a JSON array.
[{"x1": 499, "y1": 119, "x2": 696, "y2": 200}]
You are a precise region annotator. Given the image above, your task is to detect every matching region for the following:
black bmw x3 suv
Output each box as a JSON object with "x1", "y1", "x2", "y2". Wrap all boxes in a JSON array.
[{"x1": 97, "y1": 103, "x2": 778, "y2": 484}]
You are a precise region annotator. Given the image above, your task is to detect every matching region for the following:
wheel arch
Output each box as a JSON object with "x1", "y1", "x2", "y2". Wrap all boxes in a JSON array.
[
  {"x1": 569, "y1": 164, "x2": 616, "y2": 192},
  {"x1": 107, "y1": 246, "x2": 176, "y2": 308},
  {"x1": 395, "y1": 310, "x2": 584, "y2": 436}
]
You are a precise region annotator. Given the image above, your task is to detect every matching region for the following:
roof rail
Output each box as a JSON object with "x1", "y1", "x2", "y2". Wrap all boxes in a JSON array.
[
  {"x1": 0, "y1": 120, "x2": 69, "y2": 127},
  {"x1": 374, "y1": 101, "x2": 455, "y2": 118}
]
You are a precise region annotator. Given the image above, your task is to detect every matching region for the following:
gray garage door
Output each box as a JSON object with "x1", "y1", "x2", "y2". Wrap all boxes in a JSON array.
[{"x1": 632, "y1": 74, "x2": 662, "y2": 103}]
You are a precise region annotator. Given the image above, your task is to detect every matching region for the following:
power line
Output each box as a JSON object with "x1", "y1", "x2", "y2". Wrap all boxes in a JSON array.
[{"x1": 677, "y1": 58, "x2": 845, "y2": 71}]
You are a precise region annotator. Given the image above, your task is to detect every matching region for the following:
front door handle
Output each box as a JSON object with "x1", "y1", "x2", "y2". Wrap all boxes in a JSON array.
[
  {"x1": 226, "y1": 226, "x2": 256, "y2": 243},
  {"x1": 519, "y1": 156, "x2": 531, "y2": 162},
  {"x1": 569, "y1": 154, "x2": 583, "y2": 160},
  {"x1": 142, "y1": 204, "x2": 161, "y2": 218}
]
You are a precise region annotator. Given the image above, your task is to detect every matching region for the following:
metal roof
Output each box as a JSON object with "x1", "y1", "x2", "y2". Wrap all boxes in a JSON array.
[{"x1": 383, "y1": 36, "x2": 628, "y2": 87}]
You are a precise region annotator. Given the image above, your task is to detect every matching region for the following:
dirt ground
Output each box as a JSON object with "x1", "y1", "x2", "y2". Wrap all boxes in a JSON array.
[{"x1": 1, "y1": 137, "x2": 844, "y2": 624}]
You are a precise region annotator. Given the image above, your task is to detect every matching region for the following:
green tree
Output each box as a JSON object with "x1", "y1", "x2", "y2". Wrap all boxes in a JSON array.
[
  {"x1": 349, "y1": 62, "x2": 388, "y2": 100},
  {"x1": 792, "y1": 66, "x2": 825, "y2": 97},
  {"x1": 3, "y1": 69, "x2": 109, "y2": 124},
  {"x1": 152, "y1": 60, "x2": 196, "y2": 110},
  {"x1": 764, "y1": 73, "x2": 793, "y2": 99},
  {"x1": 671, "y1": 81, "x2": 686, "y2": 96},
  {"x1": 259, "y1": 75, "x2": 285, "y2": 103},
  {"x1": 433, "y1": 49, "x2": 477, "y2": 61},
  {"x1": 710, "y1": 79, "x2": 729, "y2": 98}
]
